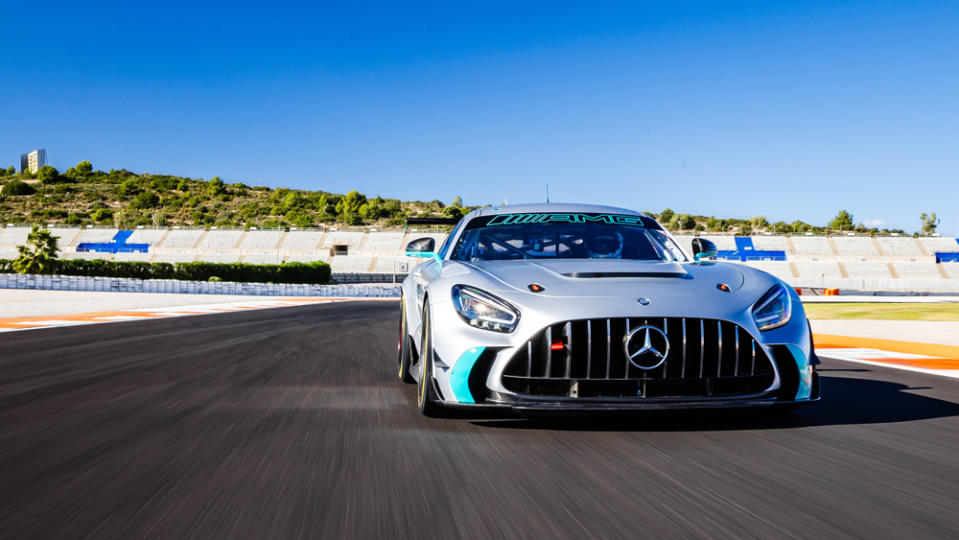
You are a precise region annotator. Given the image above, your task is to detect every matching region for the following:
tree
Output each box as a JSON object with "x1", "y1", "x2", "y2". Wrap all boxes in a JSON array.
[
  {"x1": 659, "y1": 208, "x2": 675, "y2": 224},
  {"x1": 76, "y1": 160, "x2": 93, "y2": 174},
  {"x1": 336, "y1": 190, "x2": 367, "y2": 224},
  {"x1": 13, "y1": 226, "x2": 59, "y2": 274},
  {"x1": 4, "y1": 166, "x2": 14, "y2": 176},
  {"x1": 829, "y1": 210, "x2": 854, "y2": 231},
  {"x1": 37, "y1": 165, "x2": 60, "y2": 184},
  {"x1": 750, "y1": 215, "x2": 769, "y2": 231},
  {"x1": 451, "y1": 195, "x2": 463, "y2": 207},
  {"x1": 920, "y1": 212, "x2": 940, "y2": 235},
  {"x1": 442, "y1": 205, "x2": 465, "y2": 220},
  {"x1": 208, "y1": 176, "x2": 226, "y2": 197},
  {"x1": 119, "y1": 179, "x2": 141, "y2": 198}
]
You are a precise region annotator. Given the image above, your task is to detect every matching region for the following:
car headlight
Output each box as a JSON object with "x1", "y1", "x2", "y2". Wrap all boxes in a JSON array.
[
  {"x1": 752, "y1": 283, "x2": 792, "y2": 331},
  {"x1": 451, "y1": 285, "x2": 520, "y2": 333}
]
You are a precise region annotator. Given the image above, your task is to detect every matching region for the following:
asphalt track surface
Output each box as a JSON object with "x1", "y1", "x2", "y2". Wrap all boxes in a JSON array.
[{"x1": 2, "y1": 301, "x2": 959, "y2": 539}]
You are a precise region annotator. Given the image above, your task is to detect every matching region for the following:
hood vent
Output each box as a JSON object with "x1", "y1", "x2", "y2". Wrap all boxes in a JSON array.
[{"x1": 562, "y1": 271, "x2": 685, "y2": 279}]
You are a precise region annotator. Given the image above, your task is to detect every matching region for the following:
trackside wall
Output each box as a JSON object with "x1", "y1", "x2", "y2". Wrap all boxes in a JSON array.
[{"x1": 0, "y1": 273, "x2": 401, "y2": 297}]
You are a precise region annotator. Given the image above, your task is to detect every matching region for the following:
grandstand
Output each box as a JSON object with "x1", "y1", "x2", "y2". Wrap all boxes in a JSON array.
[{"x1": 1, "y1": 224, "x2": 958, "y2": 289}]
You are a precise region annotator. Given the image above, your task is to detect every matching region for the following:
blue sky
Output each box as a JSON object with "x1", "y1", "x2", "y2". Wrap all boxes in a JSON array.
[{"x1": 2, "y1": 1, "x2": 957, "y2": 233}]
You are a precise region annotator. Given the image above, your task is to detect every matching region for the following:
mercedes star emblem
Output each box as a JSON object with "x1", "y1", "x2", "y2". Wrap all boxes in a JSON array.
[{"x1": 623, "y1": 325, "x2": 670, "y2": 370}]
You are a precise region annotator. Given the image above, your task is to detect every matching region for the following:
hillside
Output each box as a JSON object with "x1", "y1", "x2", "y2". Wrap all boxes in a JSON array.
[
  {"x1": 0, "y1": 161, "x2": 914, "y2": 235},
  {"x1": 0, "y1": 161, "x2": 466, "y2": 229}
]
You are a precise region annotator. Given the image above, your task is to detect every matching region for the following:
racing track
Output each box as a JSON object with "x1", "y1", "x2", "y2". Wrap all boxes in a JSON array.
[{"x1": 2, "y1": 301, "x2": 958, "y2": 538}]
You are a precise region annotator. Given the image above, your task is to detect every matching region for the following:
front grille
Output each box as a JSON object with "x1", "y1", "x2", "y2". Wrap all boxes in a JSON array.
[{"x1": 502, "y1": 318, "x2": 775, "y2": 399}]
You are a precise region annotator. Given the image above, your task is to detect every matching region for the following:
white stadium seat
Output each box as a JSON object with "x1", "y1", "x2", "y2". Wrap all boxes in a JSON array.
[
  {"x1": 0, "y1": 227, "x2": 31, "y2": 247},
  {"x1": 843, "y1": 262, "x2": 891, "y2": 278},
  {"x1": 791, "y1": 236, "x2": 833, "y2": 256},
  {"x1": 64, "y1": 251, "x2": 113, "y2": 260},
  {"x1": 742, "y1": 261, "x2": 794, "y2": 281},
  {"x1": 941, "y1": 263, "x2": 959, "y2": 279},
  {"x1": 919, "y1": 237, "x2": 959, "y2": 253},
  {"x1": 127, "y1": 229, "x2": 169, "y2": 244},
  {"x1": 832, "y1": 237, "x2": 879, "y2": 256},
  {"x1": 750, "y1": 236, "x2": 788, "y2": 251},
  {"x1": 48, "y1": 228, "x2": 81, "y2": 246},
  {"x1": 280, "y1": 231, "x2": 325, "y2": 252},
  {"x1": 74, "y1": 228, "x2": 119, "y2": 244},
  {"x1": 877, "y1": 237, "x2": 921, "y2": 255},
  {"x1": 161, "y1": 229, "x2": 205, "y2": 248},
  {"x1": 360, "y1": 232, "x2": 406, "y2": 255},
  {"x1": 330, "y1": 256, "x2": 374, "y2": 273},
  {"x1": 197, "y1": 230, "x2": 244, "y2": 250},
  {"x1": 113, "y1": 252, "x2": 153, "y2": 262},
  {"x1": 793, "y1": 261, "x2": 843, "y2": 278},
  {"x1": 892, "y1": 263, "x2": 943, "y2": 279},
  {"x1": 195, "y1": 252, "x2": 241, "y2": 264},
  {"x1": 240, "y1": 230, "x2": 285, "y2": 250},
  {"x1": 151, "y1": 253, "x2": 198, "y2": 264}
]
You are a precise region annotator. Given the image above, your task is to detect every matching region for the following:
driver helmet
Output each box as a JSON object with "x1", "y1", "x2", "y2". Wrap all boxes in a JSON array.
[{"x1": 585, "y1": 231, "x2": 623, "y2": 259}]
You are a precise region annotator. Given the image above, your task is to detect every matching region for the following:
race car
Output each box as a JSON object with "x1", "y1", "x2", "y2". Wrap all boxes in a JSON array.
[{"x1": 397, "y1": 203, "x2": 820, "y2": 416}]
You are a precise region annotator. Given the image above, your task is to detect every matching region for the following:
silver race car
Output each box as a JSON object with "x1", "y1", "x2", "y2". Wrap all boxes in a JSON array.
[{"x1": 397, "y1": 203, "x2": 820, "y2": 416}]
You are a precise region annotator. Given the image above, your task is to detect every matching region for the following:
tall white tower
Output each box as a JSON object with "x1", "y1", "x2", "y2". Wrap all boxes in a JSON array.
[{"x1": 20, "y1": 149, "x2": 47, "y2": 173}]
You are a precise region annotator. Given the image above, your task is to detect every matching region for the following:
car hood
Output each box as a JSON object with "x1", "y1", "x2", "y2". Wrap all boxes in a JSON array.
[{"x1": 456, "y1": 259, "x2": 747, "y2": 298}]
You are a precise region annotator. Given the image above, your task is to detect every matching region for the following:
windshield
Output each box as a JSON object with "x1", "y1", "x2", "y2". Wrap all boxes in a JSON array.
[{"x1": 450, "y1": 213, "x2": 687, "y2": 262}]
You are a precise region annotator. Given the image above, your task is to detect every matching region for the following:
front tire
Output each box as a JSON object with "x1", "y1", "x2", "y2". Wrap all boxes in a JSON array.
[
  {"x1": 417, "y1": 304, "x2": 444, "y2": 417},
  {"x1": 397, "y1": 295, "x2": 415, "y2": 384}
]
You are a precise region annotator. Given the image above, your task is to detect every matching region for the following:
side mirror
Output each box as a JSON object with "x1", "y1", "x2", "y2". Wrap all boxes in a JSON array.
[
  {"x1": 405, "y1": 237, "x2": 436, "y2": 258},
  {"x1": 691, "y1": 238, "x2": 718, "y2": 262}
]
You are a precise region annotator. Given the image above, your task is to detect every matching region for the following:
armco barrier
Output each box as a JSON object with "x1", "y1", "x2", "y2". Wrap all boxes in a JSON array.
[
  {"x1": 332, "y1": 272, "x2": 409, "y2": 283},
  {"x1": 0, "y1": 273, "x2": 400, "y2": 297}
]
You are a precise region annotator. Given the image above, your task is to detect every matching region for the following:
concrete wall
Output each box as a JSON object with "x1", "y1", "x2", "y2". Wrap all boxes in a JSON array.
[{"x1": 791, "y1": 276, "x2": 959, "y2": 294}]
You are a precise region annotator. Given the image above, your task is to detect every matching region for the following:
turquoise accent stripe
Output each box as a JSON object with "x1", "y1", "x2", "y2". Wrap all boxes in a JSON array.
[
  {"x1": 786, "y1": 344, "x2": 813, "y2": 400},
  {"x1": 449, "y1": 347, "x2": 485, "y2": 404}
]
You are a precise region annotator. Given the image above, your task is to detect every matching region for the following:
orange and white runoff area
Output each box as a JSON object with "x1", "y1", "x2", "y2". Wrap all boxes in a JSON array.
[
  {"x1": 811, "y1": 319, "x2": 959, "y2": 379},
  {"x1": 0, "y1": 290, "x2": 351, "y2": 333}
]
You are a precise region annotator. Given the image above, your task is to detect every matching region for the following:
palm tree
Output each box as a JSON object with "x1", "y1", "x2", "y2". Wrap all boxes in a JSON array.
[{"x1": 13, "y1": 226, "x2": 60, "y2": 274}]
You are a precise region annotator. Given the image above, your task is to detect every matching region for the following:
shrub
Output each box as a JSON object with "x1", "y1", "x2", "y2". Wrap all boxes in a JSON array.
[
  {"x1": 173, "y1": 261, "x2": 331, "y2": 284},
  {"x1": 2, "y1": 258, "x2": 332, "y2": 284},
  {"x1": 132, "y1": 191, "x2": 160, "y2": 209},
  {"x1": 2, "y1": 180, "x2": 35, "y2": 196},
  {"x1": 91, "y1": 208, "x2": 113, "y2": 223}
]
